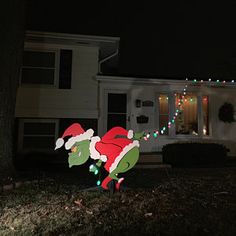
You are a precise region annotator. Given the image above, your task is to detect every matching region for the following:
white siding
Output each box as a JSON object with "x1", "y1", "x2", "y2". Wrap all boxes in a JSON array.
[
  {"x1": 15, "y1": 45, "x2": 99, "y2": 119},
  {"x1": 99, "y1": 77, "x2": 236, "y2": 155}
]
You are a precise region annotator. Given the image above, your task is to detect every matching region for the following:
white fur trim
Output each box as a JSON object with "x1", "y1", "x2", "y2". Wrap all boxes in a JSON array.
[
  {"x1": 109, "y1": 140, "x2": 140, "y2": 173},
  {"x1": 118, "y1": 177, "x2": 124, "y2": 183},
  {"x1": 100, "y1": 155, "x2": 107, "y2": 162},
  {"x1": 89, "y1": 136, "x2": 107, "y2": 162},
  {"x1": 127, "y1": 130, "x2": 134, "y2": 139},
  {"x1": 55, "y1": 138, "x2": 64, "y2": 150},
  {"x1": 65, "y1": 129, "x2": 94, "y2": 150}
]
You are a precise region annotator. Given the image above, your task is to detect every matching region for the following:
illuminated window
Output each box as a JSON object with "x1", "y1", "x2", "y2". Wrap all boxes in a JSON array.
[
  {"x1": 202, "y1": 96, "x2": 209, "y2": 135},
  {"x1": 159, "y1": 94, "x2": 169, "y2": 135},
  {"x1": 175, "y1": 93, "x2": 198, "y2": 135}
]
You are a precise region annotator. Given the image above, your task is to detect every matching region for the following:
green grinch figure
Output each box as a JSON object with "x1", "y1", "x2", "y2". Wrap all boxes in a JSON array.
[{"x1": 55, "y1": 123, "x2": 144, "y2": 190}]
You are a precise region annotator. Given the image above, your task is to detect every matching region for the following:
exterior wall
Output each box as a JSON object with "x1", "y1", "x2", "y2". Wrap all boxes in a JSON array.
[
  {"x1": 15, "y1": 43, "x2": 99, "y2": 119},
  {"x1": 98, "y1": 77, "x2": 236, "y2": 156}
]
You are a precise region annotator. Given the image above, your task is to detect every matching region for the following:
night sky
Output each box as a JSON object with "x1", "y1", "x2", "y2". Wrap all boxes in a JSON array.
[{"x1": 26, "y1": 1, "x2": 236, "y2": 80}]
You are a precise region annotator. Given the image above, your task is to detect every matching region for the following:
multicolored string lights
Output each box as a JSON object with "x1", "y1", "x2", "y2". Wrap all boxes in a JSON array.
[{"x1": 142, "y1": 78, "x2": 236, "y2": 140}]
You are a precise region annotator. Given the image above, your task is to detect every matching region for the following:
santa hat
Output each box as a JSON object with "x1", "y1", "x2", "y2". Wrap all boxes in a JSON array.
[{"x1": 55, "y1": 123, "x2": 94, "y2": 150}]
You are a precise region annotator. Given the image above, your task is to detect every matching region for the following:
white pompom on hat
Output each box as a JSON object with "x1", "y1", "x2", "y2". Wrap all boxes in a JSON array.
[{"x1": 54, "y1": 123, "x2": 94, "y2": 150}]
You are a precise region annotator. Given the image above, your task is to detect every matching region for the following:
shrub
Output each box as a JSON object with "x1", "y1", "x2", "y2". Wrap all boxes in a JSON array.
[{"x1": 162, "y1": 142, "x2": 228, "y2": 167}]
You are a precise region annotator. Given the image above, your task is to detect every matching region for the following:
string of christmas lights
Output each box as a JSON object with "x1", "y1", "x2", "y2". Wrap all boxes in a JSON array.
[{"x1": 142, "y1": 77, "x2": 235, "y2": 140}]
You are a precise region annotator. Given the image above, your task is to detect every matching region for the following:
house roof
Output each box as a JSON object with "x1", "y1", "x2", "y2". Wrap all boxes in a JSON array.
[{"x1": 25, "y1": 31, "x2": 120, "y2": 60}]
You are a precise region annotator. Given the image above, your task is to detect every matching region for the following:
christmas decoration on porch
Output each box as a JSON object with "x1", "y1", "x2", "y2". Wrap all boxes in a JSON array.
[{"x1": 218, "y1": 102, "x2": 235, "y2": 123}]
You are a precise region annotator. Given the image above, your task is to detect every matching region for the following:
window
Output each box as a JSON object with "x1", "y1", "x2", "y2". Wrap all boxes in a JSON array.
[
  {"x1": 107, "y1": 93, "x2": 127, "y2": 130},
  {"x1": 157, "y1": 93, "x2": 209, "y2": 136},
  {"x1": 19, "y1": 119, "x2": 58, "y2": 151},
  {"x1": 175, "y1": 93, "x2": 198, "y2": 135},
  {"x1": 158, "y1": 94, "x2": 169, "y2": 135},
  {"x1": 202, "y1": 96, "x2": 209, "y2": 135},
  {"x1": 21, "y1": 50, "x2": 57, "y2": 86}
]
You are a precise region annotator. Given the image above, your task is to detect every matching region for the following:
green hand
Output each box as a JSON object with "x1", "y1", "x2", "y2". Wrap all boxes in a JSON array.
[{"x1": 133, "y1": 131, "x2": 145, "y2": 140}]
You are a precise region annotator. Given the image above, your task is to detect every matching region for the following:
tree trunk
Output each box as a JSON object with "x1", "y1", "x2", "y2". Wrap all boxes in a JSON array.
[{"x1": 0, "y1": 1, "x2": 25, "y2": 179}]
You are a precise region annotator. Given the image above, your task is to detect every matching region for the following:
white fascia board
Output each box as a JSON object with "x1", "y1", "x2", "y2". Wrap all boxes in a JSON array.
[
  {"x1": 25, "y1": 31, "x2": 120, "y2": 45},
  {"x1": 96, "y1": 75, "x2": 236, "y2": 88}
]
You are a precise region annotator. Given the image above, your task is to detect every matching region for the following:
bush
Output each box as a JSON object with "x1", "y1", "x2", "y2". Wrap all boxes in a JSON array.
[{"x1": 162, "y1": 142, "x2": 228, "y2": 167}]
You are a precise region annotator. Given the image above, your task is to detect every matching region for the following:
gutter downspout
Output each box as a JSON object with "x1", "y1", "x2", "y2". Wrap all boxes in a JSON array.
[{"x1": 98, "y1": 49, "x2": 119, "y2": 74}]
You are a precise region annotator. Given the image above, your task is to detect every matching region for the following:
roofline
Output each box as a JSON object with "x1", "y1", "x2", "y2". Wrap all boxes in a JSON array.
[
  {"x1": 96, "y1": 75, "x2": 236, "y2": 87},
  {"x1": 96, "y1": 75, "x2": 188, "y2": 84},
  {"x1": 25, "y1": 30, "x2": 120, "y2": 44}
]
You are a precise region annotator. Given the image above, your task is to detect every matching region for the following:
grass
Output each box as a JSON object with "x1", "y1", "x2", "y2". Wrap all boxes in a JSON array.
[{"x1": 0, "y1": 166, "x2": 236, "y2": 235}]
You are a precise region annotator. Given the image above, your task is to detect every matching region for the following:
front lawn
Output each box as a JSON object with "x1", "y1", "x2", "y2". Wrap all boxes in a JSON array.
[{"x1": 0, "y1": 167, "x2": 236, "y2": 235}]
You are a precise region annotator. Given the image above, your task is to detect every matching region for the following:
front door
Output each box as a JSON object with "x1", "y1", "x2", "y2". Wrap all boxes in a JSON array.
[{"x1": 107, "y1": 92, "x2": 128, "y2": 131}]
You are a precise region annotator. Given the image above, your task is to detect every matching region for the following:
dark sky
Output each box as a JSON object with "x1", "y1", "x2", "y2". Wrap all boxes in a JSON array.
[{"x1": 26, "y1": 1, "x2": 236, "y2": 80}]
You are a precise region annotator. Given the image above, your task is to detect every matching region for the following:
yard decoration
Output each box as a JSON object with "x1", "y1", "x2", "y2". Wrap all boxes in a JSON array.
[
  {"x1": 218, "y1": 102, "x2": 235, "y2": 123},
  {"x1": 55, "y1": 124, "x2": 144, "y2": 191}
]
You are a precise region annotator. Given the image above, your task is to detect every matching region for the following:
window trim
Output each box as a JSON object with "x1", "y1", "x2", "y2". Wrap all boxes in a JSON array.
[
  {"x1": 20, "y1": 48, "x2": 60, "y2": 88},
  {"x1": 18, "y1": 119, "x2": 59, "y2": 152},
  {"x1": 157, "y1": 93, "x2": 170, "y2": 136}
]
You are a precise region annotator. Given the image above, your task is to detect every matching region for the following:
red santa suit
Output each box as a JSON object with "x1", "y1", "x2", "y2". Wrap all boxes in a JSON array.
[{"x1": 89, "y1": 127, "x2": 140, "y2": 173}]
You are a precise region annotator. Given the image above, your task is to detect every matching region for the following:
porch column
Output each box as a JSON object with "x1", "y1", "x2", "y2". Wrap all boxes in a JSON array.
[{"x1": 169, "y1": 92, "x2": 176, "y2": 137}]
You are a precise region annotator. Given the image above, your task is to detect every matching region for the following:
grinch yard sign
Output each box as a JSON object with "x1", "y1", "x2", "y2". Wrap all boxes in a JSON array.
[{"x1": 55, "y1": 123, "x2": 144, "y2": 191}]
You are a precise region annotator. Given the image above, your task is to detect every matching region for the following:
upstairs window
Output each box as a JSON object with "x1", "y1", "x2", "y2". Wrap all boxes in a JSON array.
[{"x1": 21, "y1": 50, "x2": 57, "y2": 86}]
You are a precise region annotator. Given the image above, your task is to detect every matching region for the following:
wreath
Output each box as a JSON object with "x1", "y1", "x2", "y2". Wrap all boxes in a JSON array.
[{"x1": 218, "y1": 102, "x2": 235, "y2": 123}]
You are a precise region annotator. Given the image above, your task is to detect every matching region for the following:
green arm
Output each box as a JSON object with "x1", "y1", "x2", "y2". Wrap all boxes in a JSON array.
[
  {"x1": 133, "y1": 131, "x2": 145, "y2": 140},
  {"x1": 89, "y1": 159, "x2": 103, "y2": 175}
]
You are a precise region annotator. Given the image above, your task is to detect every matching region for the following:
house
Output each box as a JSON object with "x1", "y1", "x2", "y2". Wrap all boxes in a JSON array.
[
  {"x1": 15, "y1": 31, "x2": 236, "y2": 161},
  {"x1": 15, "y1": 31, "x2": 119, "y2": 159}
]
